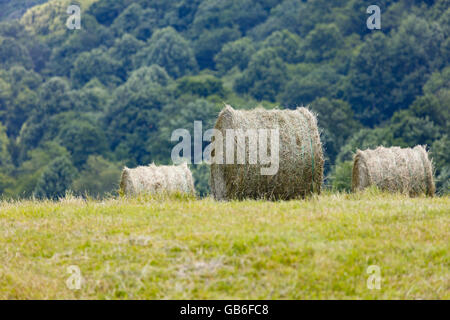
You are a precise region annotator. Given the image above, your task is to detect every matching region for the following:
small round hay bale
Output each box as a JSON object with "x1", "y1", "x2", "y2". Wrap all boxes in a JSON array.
[
  {"x1": 210, "y1": 105, "x2": 324, "y2": 200},
  {"x1": 120, "y1": 163, "x2": 195, "y2": 196},
  {"x1": 352, "y1": 146, "x2": 435, "y2": 196}
]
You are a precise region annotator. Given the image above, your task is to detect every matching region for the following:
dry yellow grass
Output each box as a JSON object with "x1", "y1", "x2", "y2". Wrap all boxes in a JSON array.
[{"x1": 0, "y1": 190, "x2": 448, "y2": 299}]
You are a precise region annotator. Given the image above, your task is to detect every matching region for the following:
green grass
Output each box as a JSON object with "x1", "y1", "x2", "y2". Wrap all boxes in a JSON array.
[{"x1": 0, "y1": 190, "x2": 449, "y2": 299}]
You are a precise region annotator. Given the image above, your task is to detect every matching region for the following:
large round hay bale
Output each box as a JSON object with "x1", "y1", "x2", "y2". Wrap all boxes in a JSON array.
[
  {"x1": 352, "y1": 146, "x2": 435, "y2": 196},
  {"x1": 120, "y1": 163, "x2": 195, "y2": 196},
  {"x1": 210, "y1": 105, "x2": 324, "y2": 200}
]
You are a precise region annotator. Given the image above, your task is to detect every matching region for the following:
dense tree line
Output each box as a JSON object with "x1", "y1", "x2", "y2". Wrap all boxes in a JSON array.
[{"x1": 0, "y1": 0, "x2": 448, "y2": 198}]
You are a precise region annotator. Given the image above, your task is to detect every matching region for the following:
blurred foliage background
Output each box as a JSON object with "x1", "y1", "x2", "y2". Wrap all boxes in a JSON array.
[{"x1": 0, "y1": 0, "x2": 448, "y2": 198}]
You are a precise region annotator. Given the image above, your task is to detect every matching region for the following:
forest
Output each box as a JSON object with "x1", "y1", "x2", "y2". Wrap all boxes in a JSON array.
[{"x1": 0, "y1": 0, "x2": 448, "y2": 198}]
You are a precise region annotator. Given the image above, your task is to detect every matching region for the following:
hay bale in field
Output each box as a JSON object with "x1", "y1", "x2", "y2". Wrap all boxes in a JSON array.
[
  {"x1": 120, "y1": 163, "x2": 195, "y2": 196},
  {"x1": 210, "y1": 104, "x2": 324, "y2": 200},
  {"x1": 352, "y1": 146, "x2": 435, "y2": 196}
]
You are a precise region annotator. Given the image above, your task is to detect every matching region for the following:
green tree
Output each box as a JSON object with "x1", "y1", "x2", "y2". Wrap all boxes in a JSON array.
[
  {"x1": 0, "y1": 124, "x2": 13, "y2": 196},
  {"x1": 26, "y1": 39, "x2": 51, "y2": 73},
  {"x1": 158, "y1": 99, "x2": 221, "y2": 162},
  {"x1": 303, "y1": 24, "x2": 343, "y2": 63},
  {"x1": 0, "y1": 19, "x2": 27, "y2": 38},
  {"x1": 105, "y1": 65, "x2": 173, "y2": 166},
  {"x1": 431, "y1": 135, "x2": 450, "y2": 175},
  {"x1": 0, "y1": 37, "x2": 33, "y2": 70},
  {"x1": 280, "y1": 66, "x2": 341, "y2": 107},
  {"x1": 0, "y1": 0, "x2": 448, "y2": 199},
  {"x1": 38, "y1": 77, "x2": 72, "y2": 115},
  {"x1": 262, "y1": 29, "x2": 302, "y2": 63},
  {"x1": 191, "y1": 0, "x2": 269, "y2": 36},
  {"x1": 0, "y1": 172, "x2": 14, "y2": 197},
  {"x1": 409, "y1": 94, "x2": 448, "y2": 129},
  {"x1": 108, "y1": 34, "x2": 145, "y2": 73},
  {"x1": 248, "y1": 0, "x2": 305, "y2": 40},
  {"x1": 47, "y1": 14, "x2": 114, "y2": 77},
  {"x1": 346, "y1": 15, "x2": 445, "y2": 125},
  {"x1": 336, "y1": 127, "x2": 396, "y2": 163},
  {"x1": 71, "y1": 80, "x2": 110, "y2": 113},
  {"x1": 176, "y1": 75, "x2": 226, "y2": 98},
  {"x1": 194, "y1": 27, "x2": 241, "y2": 69},
  {"x1": 0, "y1": 66, "x2": 41, "y2": 137},
  {"x1": 214, "y1": 37, "x2": 255, "y2": 74},
  {"x1": 330, "y1": 160, "x2": 353, "y2": 192},
  {"x1": 72, "y1": 156, "x2": 122, "y2": 198},
  {"x1": 133, "y1": 27, "x2": 198, "y2": 78},
  {"x1": 234, "y1": 48, "x2": 287, "y2": 102},
  {"x1": 389, "y1": 110, "x2": 441, "y2": 147},
  {"x1": 34, "y1": 156, "x2": 77, "y2": 200},
  {"x1": 111, "y1": 3, "x2": 157, "y2": 40},
  {"x1": 88, "y1": 0, "x2": 131, "y2": 25},
  {"x1": 71, "y1": 48, "x2": 124, "y2": 88},
  {"x1": 436, "y1": 167, "x2": 450, "y2": 195},
  {"x1": 14, "y1": 142, "x2": 69, "y2": 197},
  {"x1": 122, "y1": 65, "x2": 171, "y2": 89},
  {"x1": 419, "y1": 66, "x2": 450, "y2": 129},
  {"x1": 58, "y1": 120, "x2": 109, "y2": 168},
  {"x1": 345, "y1": 32, "x2": 393, "y2": 125},
  {"x1": 310, "y1": 98, "x2": 361, "y2": 166},
  {"x1": 0, "y1": 124, "x2": 11, "y2": 168},
  {"x1": 431, "y1": 135, "x2": 450, "y2": 195},
  {"x1": 190, "y1": 163, "x2": 210, "y2": 197}
]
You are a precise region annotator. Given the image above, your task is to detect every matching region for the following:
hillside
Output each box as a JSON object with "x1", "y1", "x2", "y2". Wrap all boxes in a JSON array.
[
  {"x1": 0, "y1": 0, "x2": 49, "y2": 21},
  {"x1": 0, "y1": 0, "x2": 448, "y2": 199},
  {"x1": 1, "y1": 191, "x2": 449, "y2": 299}
]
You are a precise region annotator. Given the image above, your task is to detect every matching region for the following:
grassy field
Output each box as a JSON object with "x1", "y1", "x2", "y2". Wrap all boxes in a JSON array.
[{"x1": 0, "y1": 190, "x2": 449, "y2": 300}]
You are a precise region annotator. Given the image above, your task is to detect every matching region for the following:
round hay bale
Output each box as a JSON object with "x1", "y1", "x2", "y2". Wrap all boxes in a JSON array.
[
  {"x1": 210, "y1": 105, "x2": 324, "y2": 200},
  {"x1": 120, "y1": 163, "x2": 195, "y2": 196},
  {"x1": 352, "y1": 146, "x2": 435, "y2": 196}
]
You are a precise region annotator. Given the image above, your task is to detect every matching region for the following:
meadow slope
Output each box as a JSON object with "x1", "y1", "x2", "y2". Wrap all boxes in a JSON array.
[{"x1": 0, "y1": 191, "x2": 449, "y2": 299}]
